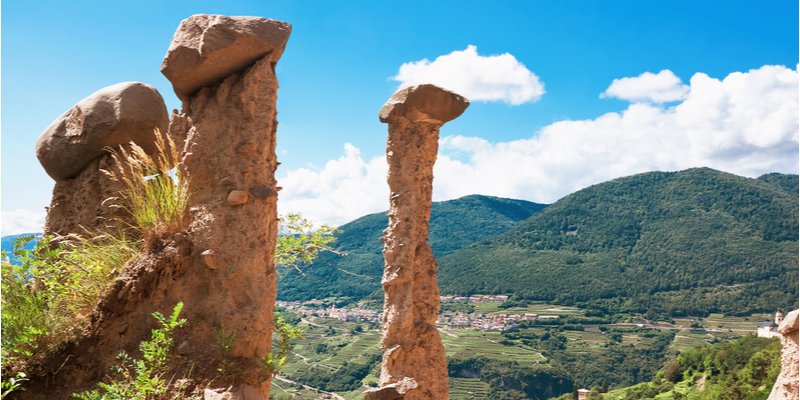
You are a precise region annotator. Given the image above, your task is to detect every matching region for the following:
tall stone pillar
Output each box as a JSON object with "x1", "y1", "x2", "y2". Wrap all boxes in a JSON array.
[
  {"x1": 161, "y1": 14, "x2": 291, "y2": 397},
  {"x1": 768, "y1": 309, "x2": 799, "y2": 400},
  {"x1": 366, "y1": 84, "x2": 468, "y2": 400}
]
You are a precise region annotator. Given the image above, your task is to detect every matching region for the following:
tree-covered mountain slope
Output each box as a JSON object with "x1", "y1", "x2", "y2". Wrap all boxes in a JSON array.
[
  {"x1": 277, "y1": 195, "x2": 547, "y2": 301},
  {"x1": 437, "y1": 168, "x2": 799, "y2": 318}
]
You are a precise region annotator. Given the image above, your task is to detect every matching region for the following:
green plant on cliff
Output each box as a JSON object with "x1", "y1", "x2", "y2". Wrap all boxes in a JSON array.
[
  {"x1": 103, "y1": 129, "x2": 189, "y2": 248},
  {"x1": 1, "y1": 232, "x2": 140, "y2": 376},
  {"x1": 254, "y1": 311, "x2": 304, "y2": 377},
  {"x1": 72, "y1": 302, "x2": 187, "y2": 400}
]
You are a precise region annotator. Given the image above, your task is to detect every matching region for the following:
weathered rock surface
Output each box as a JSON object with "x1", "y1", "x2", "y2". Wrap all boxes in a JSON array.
[
  {"x1": 366, "y1": 84, "x2": 468, "y2": 400},
  {"x1": 41, "y1": 155, "x2": 125, "y2": 238},
  {"x1": 36, "y1": 81, "x2": 169, "y2": 181},
  {"x1": 18, "y1": 16, "x2": 289, "y2": 400},
  {"x1": 379, "y1": 84, "x2": 469, "y2": 124},
  {"x1": 768, "y1": 309, "x2": 799, "y2": 400},
  {"x1": 160, "y1": 19, "x2": 288, "y2": 395},
  {"x1": 161, "y1": 14, "x2": 291, "y2": 101}
]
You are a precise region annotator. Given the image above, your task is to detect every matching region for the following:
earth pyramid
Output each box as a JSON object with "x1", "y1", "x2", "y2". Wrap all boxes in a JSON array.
[
  {"x1": 365, "y1": 84, "x2": 469, "y2": 400},
  {"x1": 24, "y1": 14, "x2": 291, "y2": 399}
]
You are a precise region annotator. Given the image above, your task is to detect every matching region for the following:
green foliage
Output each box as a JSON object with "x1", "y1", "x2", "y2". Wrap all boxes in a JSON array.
[
  {"x1": 72, "y1": 302, "x2": 187, "y2": 400},
  {"x1": 288, "y1": 353, "x2": 381, "y2": 392},
  {"x1": 277, "y1": 195, "x2": 546, "y2": 302},
  {"x1": 211, "y1": 325, "x2": 243, "y2": 379},
  {"x1": 438, "y1": 168, "x2": 799, "y2": 318},
  {"x1": 607, "y1": 335, "x2": 781, "y2": 400},
  {"x1": 254, "y1": 311, "x2": 304, "y2": 377},
  {"x1": 275, "y1": 213, "x2": 358, "y2": 280},
  {"x1": 212, "y1": 325, "x2": 236, "y2": 357},
  {"x1": 103, "y1": 131, "x2": 188, "y2": 249},
  {"x1": 2, "y1": 233, "x2": 140, "y2": 373},
  {"x1": 1, "y1": 372, "x2": 27, "y2": 399},
  {"x1": 447, "y1": 355, "x2": 573, "y2": 400}
]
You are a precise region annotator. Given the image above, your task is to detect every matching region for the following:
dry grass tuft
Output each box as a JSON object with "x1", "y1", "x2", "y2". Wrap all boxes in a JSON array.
[{"x1": 103, "y1": 130, "x2": 189, "y2": 249}]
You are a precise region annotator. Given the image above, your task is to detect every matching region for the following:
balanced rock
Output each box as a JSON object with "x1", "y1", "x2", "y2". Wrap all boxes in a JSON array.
[
  {"x1": 367, "y1": 85, "x2": 469, "y2": 400},
  {"x1": 161, "y1": 14, "x2": 292, "y2": 101},
  {"x1": 35, "y1": 82, "x2": 169, "y2": 181},
  {"x1": 379, "y1": 84, "x2": 469, "y2": 124}
]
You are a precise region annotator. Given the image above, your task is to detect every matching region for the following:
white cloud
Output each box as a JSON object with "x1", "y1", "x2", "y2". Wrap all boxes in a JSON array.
[
  {"x1": 281, "y1": 65, "x2": 798, "y2": 227},
  {"x1": 391, "y1": 45, "x2": 544, "y2": 105},
  {"x1": 277, "y1": 143, "x2": 389, "y2": 227},
  {"x1": 2, "y1": 209, "x2": 47, "y2": 236},
  {"x1": 601, "y1": 69, "x2": 690, "y2": 103}
]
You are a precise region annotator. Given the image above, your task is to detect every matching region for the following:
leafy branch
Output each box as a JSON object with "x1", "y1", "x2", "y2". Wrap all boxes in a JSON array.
[{"x1": 276, "y1": 213, "x2": 369, "y2": 280}]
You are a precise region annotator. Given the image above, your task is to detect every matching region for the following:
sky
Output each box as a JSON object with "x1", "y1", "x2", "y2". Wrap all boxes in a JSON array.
[{"x1": 2, "y1": 0, "x2": 798, "y2": 235}]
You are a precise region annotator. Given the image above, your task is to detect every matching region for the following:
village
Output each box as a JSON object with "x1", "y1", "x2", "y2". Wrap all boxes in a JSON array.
[{"x1": 277, "y1": 295, "x2": 560, "y2": 332}]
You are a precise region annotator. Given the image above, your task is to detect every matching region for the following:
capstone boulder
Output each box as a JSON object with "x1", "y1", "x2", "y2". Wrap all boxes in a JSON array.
[
  {"x1": 35, "y1": 81, "x2": 169, "y2": 181},
  {"x1": 160, "y1": 14, "x2": 291, "y2": 101}
]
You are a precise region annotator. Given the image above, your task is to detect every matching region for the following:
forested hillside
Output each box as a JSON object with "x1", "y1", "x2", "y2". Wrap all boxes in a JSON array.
[
  {"x1": 277, "y1": 195, "x2": 547, "y2": 301},
  {"x1": 438, "y1": 168, "x2": 799, "y2": 318}
]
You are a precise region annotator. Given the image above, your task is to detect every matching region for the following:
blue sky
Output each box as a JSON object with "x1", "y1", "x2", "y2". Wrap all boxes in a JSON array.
[{"x1": 2, "y1": 0, "x2": 798, "y2": 234}]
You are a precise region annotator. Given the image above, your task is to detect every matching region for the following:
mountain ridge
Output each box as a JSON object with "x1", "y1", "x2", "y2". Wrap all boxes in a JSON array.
[{"x1": 437, "y1": 167, "x2": 798, "y2": 317}]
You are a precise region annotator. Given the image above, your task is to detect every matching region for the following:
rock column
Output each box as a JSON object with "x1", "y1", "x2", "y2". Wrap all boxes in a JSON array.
[
  {"x1": 161, "y1": 14, "x2": 291, "y2": 397},
  {"x1": 768, "y1": 309, "x2": 799, "y2": 400},
  {"x1": 366, "y1": 84, "x2": 468, "y2": 400},
  {"x1": 36, "y1": 82, "x2": 169, "y2": 238}
]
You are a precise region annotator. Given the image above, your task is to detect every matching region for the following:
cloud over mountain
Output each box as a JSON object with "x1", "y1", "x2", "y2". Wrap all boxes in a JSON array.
[
  {"x1": 391, "y1": 45, "x2": 545, "y2": 105},
  {"x1": 278, "y1": 64, "x2": 798, "y2": 227}
]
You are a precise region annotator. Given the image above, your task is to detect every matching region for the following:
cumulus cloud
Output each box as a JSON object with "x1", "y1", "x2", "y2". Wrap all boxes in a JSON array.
[
  {"x1": 2, "y1": 209, "x2": 47, "y2": 236},
  {"x1": 601, "y1": 69, "x2": 690, "y2": 103},
  {"x1": 277, "y1": 143, "x2": 389, "y2": 227},
  {"x1": 391, "y1": 45, "x2": 544, "y2": 105},
  {"x1": 281, "y1": 64, "x2": 798, "y2": 227}
]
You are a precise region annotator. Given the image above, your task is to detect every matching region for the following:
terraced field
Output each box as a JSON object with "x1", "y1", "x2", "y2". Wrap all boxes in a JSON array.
[
  {"x1": 449, "y1": 378, "x2": 491, "y2": 399},
  {"x1": 441, "y1": 330, "x2": 546, "y2": 365},
  {"x1": 273, "y1": 306, "x2": 765, "y2": 398}
]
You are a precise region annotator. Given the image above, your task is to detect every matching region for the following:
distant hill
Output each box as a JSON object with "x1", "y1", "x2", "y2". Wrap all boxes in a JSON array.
[
  {"x1": 277, "y1": 195, "x2": 548, "y2": 301},
  {"x1": 437, "y1": 168, "x2": 799, "y2": 318}
]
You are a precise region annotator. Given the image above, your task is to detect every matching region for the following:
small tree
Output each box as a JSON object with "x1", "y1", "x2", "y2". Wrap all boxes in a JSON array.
[{"x1": 275, "y1": 213, "x2": 369, "y2": 279}]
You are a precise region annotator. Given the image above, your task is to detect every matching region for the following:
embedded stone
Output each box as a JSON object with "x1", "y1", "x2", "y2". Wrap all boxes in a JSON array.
[
  {"x1": 202, "y1": 249, "x2": 217, "y2": 270},
  {"x1": 227, "y1": 190, "x2": 248, "y2": 205},
  {"x1": 249, "y1": 186, "x2": 276, "y2": 200},
  {"x1": 161, "y1": 14, "x2": 292, "y2": 101},
  {"x1": 36, "y1": 82, "x2": 169, "y2": 181},
  {"x1": 379, "y1": 84, "x2": 469, "y2": 124}
]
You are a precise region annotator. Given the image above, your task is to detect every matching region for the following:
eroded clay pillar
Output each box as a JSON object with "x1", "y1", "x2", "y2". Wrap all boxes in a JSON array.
[
  {"x1": 162, "y1": 15, "x2": 291, "y2": 397},
  {"x1": 36, "y1": 82, "x2": 169, "y2": 238},
  {"x1": 366, "y1": 84, "x2": 468, "y2": 400},
  {"x1": 768, "y1": 309, "x2": 799, "y2": 400}
]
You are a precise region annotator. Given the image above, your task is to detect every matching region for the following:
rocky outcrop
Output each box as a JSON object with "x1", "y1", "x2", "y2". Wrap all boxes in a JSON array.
[
  {"x1": 41, "y1": 155, "x2": 123, "y2": 238},
  {"x1": 365, "y1": 84, "x2": 468, "y2": 400},
  {"x1": 158, "y1": 14, "x2": 290, "y2": 397},
  {"x1": 20, "y1": 15, "x2": 290, "y2": 400},
  {"x1": 161, "y1": 14, "x2": 291, "y2": 101},
  {"x1": 768, "y1": 309, "x2": 799, "y2": 400},
  {"x1": 36, "y1": 82, "x2": 169, "y2": 182}
]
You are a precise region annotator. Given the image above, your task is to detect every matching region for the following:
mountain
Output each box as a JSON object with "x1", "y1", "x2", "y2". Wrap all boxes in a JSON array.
[
  {"x1": 437, "y1": 168, "x2": 799, "y2": 318},
  {"x1": 277, "y1": 195, "x2": 548, "y2": 301}
]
